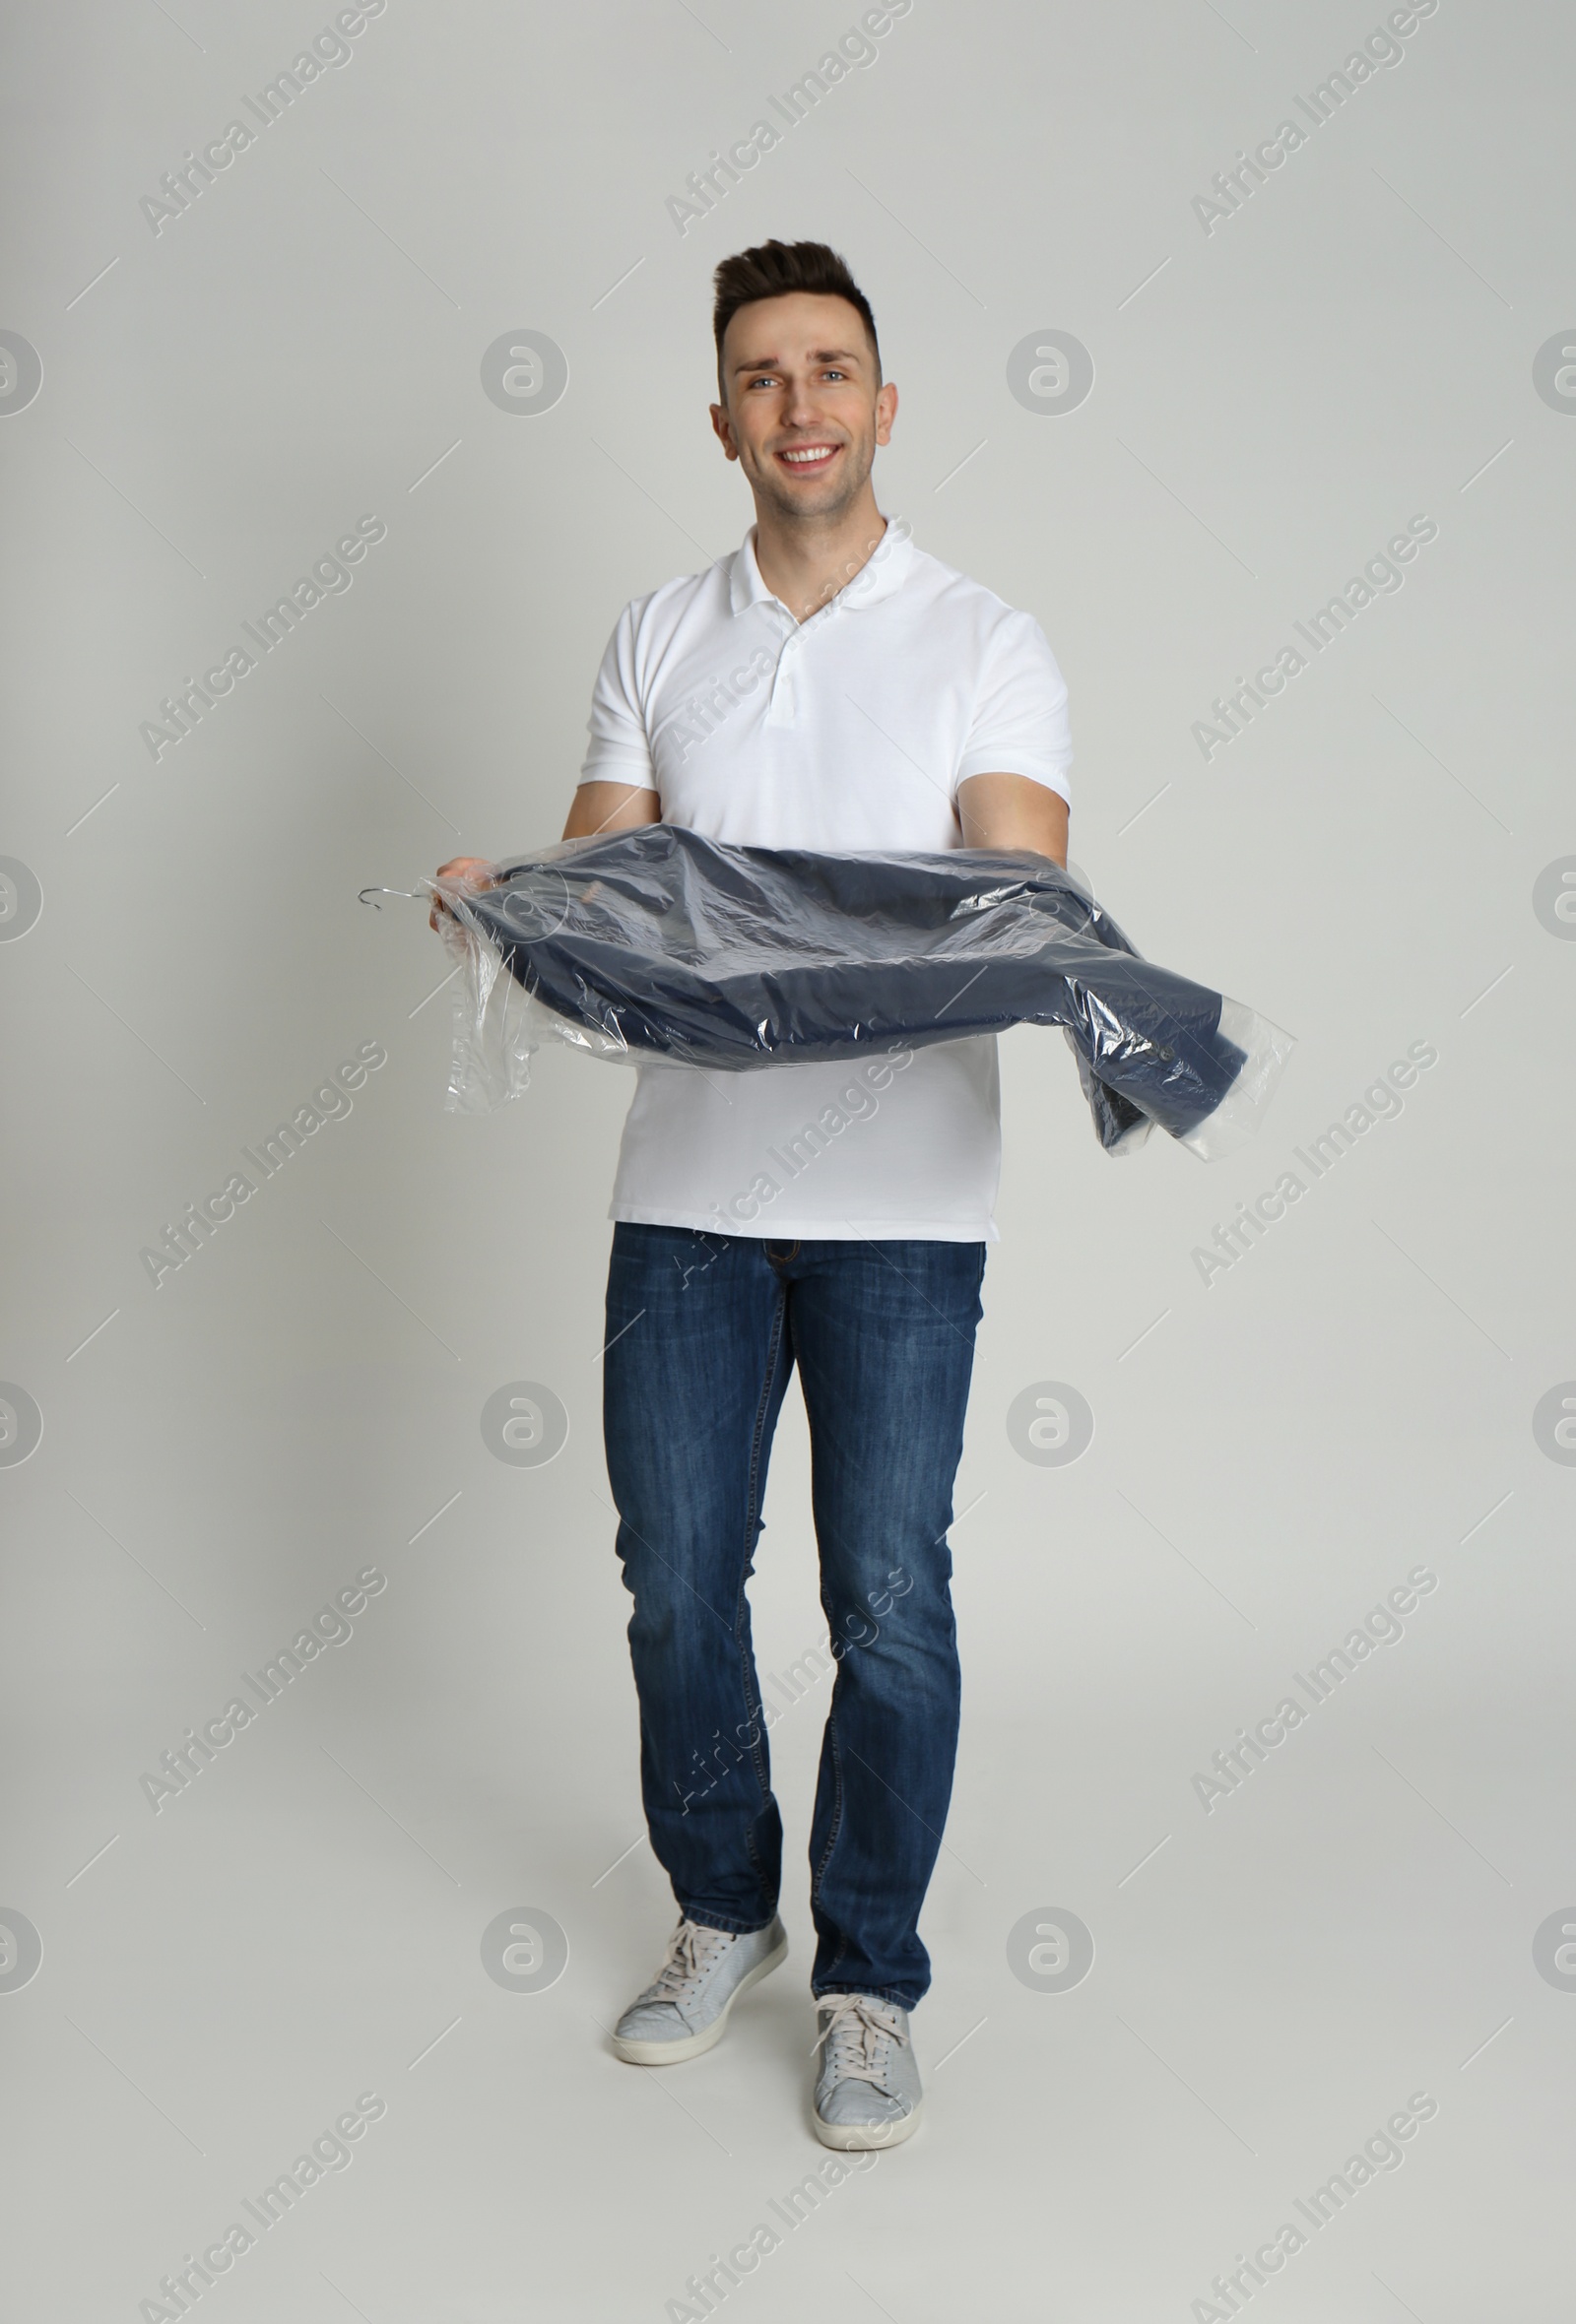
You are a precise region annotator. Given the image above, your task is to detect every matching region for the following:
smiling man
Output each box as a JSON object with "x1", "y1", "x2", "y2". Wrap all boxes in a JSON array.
[{"x1": 440, "y1": 239, "x2": 1072, "y2": 2147}]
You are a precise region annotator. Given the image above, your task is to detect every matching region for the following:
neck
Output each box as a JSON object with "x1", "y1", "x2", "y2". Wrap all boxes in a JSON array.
[{"x1": 750, "y1": 490, "x2": 889, "y2": 623}]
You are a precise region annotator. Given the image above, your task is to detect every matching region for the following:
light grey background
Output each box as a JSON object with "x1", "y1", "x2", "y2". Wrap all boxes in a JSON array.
[{"x1": 2, "y1": 1, "x2": 1572, "y2": 2316}]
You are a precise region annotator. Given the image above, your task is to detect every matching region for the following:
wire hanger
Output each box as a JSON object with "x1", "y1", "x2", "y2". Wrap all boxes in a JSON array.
[{"x1": 358, "y1": 885, "x2": 428, "y2": 909}]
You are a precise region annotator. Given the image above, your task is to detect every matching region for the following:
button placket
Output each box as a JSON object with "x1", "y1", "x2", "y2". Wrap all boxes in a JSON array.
[{"x1": 764, "y1": 612, "x2": 801, "y2": 727}]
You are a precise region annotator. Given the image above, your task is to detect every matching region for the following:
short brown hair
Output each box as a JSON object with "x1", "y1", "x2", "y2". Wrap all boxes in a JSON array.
[{"x1": 712, "y1": 239, "x2": 881, "y2": 398}]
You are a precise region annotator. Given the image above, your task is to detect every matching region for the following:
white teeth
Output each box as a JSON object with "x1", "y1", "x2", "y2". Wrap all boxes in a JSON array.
[{"x1": 782, "y1": 447, "x2": 834, "y2": 463}]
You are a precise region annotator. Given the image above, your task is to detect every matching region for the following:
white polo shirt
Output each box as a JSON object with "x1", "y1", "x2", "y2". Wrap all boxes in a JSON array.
[{"x1": 577, "y1": 515, "x2": 1073, "y2": 1242}]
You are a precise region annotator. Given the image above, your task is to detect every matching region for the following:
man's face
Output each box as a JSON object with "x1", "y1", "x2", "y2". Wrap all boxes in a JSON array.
[{"x1": 710, "y1": 291, "x2": 896, "y2": 524}]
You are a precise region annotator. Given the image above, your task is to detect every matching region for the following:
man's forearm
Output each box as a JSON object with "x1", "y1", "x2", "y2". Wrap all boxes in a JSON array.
[
  {"x1": 955, "y1": 770, "x2": 1069, "y2": 865},
  {"x1": 561, "y1": 780, "x2": 663, "y2": 842}
]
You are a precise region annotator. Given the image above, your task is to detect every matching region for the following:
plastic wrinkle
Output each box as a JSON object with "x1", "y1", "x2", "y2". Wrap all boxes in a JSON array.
[{"x1": 428, "y1": 825, "x2": 1293, "y2": 1158}]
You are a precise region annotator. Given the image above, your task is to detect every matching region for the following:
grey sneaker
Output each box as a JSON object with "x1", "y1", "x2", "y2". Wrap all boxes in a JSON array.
[
  {"x1": 612, "y1": 1914, "x2": 788, "y2": 2064},
  {"x1": 812, "y1": 1993, "x2": 924, "y2": 2149}
]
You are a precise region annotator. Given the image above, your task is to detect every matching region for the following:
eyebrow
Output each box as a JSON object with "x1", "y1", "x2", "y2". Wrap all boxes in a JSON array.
[{"x1": 732, "y1": 347, "x2": 866, "y2": 373}]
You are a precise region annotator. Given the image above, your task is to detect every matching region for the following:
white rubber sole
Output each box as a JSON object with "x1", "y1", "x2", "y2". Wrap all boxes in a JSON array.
[
  {"x1": 813, "y1": 2095, "x2": 924, "y2": 2151},
  {"x1": 611, "y1": 1928, "x2": 789, "y2": 2065}
]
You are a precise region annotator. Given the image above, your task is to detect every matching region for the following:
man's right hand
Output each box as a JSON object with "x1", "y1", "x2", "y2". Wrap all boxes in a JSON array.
[{"x1": 428, "y1": 856, "x2": 499, "y2": 932}]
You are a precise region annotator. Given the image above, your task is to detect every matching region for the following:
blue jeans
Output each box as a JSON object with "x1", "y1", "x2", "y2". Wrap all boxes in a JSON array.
[{"x1": 602, "y1": 1224, "x2": 988, "y2": 2011}]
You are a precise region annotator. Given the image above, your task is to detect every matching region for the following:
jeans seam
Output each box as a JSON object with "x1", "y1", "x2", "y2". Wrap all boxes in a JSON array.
[
  {"x1": 810, "y1": 1694, "x2": 847, "y2": 1926},
  {"x1": 676, "y1": 1907, "x2": 778, "y2": 1939},
  {"x1": 812, "y1": 1981, "x2": 913, "y2": 2009},
  {"x1": 739, "y1": 1275, "x2": 790, "y2": 1899}
]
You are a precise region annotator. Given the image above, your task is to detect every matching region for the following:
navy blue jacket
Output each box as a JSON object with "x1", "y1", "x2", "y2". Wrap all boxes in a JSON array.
[{"x1": 454, "y1": 824, "x2": 1283, "y2": 1156}]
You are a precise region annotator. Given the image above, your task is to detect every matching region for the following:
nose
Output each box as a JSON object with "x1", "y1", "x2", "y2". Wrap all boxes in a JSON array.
[{"x1": 781, "y1": 379, "x2": 823, "y2": 430}]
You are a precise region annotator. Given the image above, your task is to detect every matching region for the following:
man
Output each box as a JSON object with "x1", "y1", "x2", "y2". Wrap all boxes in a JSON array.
[{"x1": 438, "y1": 239, "x2": 1071, "y2": 2147}]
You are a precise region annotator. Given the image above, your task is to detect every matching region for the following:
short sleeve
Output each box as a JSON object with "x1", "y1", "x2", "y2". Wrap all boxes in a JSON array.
[
  {"x1": 954, "y1": 610, "x2": 1074, "y2": 805},
  {"x1": 578, "y1": 601, "x2": 658, "y2": 790}
]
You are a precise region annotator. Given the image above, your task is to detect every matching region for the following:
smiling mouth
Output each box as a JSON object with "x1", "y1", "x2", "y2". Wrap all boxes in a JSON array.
[{"x1": 775, "y1": 443, "x2": 840, "y2": 472}]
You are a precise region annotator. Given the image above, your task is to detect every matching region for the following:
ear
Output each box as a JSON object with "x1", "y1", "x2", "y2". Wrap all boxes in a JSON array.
[
  {"x1": 874, "y1": 379, "x2": 898, "y2": 447},
  {"x1": 709, "y1": 400, "x2": 740, "y2": 461}
]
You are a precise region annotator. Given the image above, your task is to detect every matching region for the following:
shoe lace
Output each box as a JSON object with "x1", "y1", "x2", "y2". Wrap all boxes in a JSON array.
[
  {"x1": 644, "y1": 1918, "x2": 734, "y2": 2004},
  {"x1": 814, "y1": 1993, "x2": 906, "y2": 2086}
]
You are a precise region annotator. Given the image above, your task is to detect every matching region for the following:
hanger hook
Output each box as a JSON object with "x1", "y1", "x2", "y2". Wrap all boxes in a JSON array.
[{"x1": 359, "y1": 885, "x2": 427, "y2": 909}]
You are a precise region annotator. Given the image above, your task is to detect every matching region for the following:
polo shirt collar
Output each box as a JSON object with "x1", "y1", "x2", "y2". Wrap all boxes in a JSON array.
[{"x1": 727, "y1": 514, "x2": 915, "y2": 617}]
